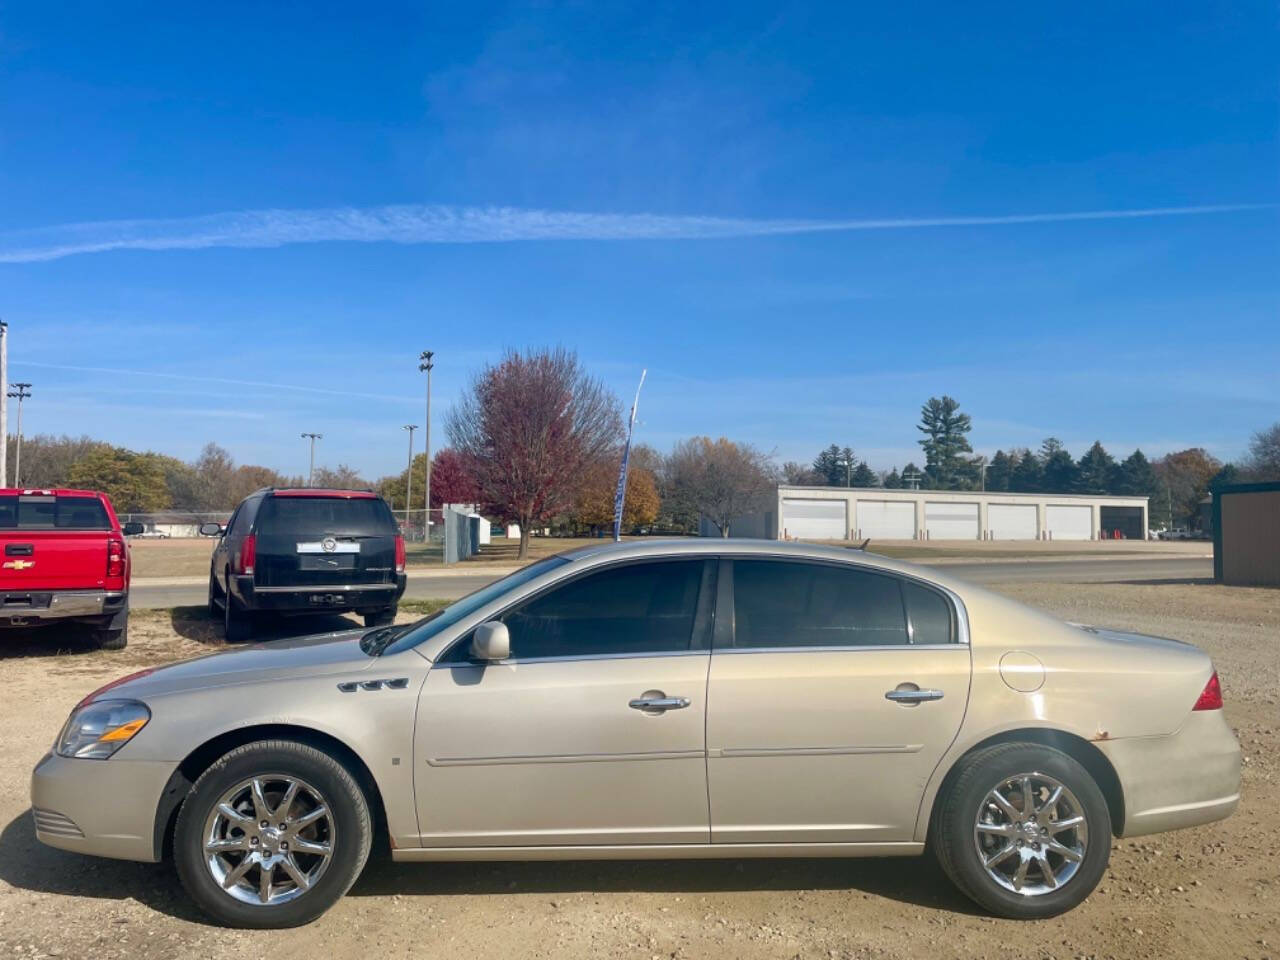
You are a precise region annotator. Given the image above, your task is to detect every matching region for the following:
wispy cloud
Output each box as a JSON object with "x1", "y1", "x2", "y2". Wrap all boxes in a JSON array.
[
  {"x1": 0, "y1": 202, "x2": 1271, "y2": 263},
  {"x1": 16, "y1": 361, "x2": 419, "y2": 404}
]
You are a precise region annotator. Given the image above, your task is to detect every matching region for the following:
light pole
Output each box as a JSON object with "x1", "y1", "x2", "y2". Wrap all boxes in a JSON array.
[
  {"x1": 0, "y1": 320, "x2": 8, "y2": 487},
  {"x1": 301, "y1": 433, "x2": 322, "y2": 487},
  {"x1": 402, "y1": 424, "x2": 418, "y2": 535},
  {"x1": 418, "y1": 350, "x2": 434, "y2": 531},
  {"x1": 8, "y1": 382, "x2": 31, "y2": 487},
  {"x1": 978, "y1": 456, "x2": 989, "y2": 492}
]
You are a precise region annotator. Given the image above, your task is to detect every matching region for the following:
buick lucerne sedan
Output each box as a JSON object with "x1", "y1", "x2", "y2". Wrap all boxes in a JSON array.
[{"x1": 31, "y1": 541, "x2": 1240, "y2": 927}]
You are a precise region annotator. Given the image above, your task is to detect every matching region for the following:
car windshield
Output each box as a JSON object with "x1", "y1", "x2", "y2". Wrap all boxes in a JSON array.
[{"x1": 369, "y1": 555, "x2": 573, "y2": 657}]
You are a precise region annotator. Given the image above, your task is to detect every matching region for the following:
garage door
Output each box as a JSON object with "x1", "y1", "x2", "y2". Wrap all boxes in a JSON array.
[
  {"x1": 855, "y1": 501, "x2": 915, "y2": 540},
  {"x1": 781, "y1": 499, "x2": 848, "y2": 540},
  {"x1": 988, "y1": 503, "x2": 1038, "y2": 540},
  {"x1": 925, "y1": 501, "x2": 979, "y2": 540},
  {"x1": 1045, "y1": 504, "x2": 1092, "y2": 541}
]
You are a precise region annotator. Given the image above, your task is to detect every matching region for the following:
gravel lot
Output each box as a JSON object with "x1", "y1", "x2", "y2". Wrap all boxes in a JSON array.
[{"x1": 0, "y1": 581, "x2": 1275, "y2": 960}]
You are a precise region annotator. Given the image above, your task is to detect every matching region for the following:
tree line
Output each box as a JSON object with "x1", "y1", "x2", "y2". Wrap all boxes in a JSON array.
[
  {"x1": 782, "y1": 396, "x2": 1280, "y2": 530},
  {"x1": 10, "y1": 361, "x2": 1277, "y2": 543}
]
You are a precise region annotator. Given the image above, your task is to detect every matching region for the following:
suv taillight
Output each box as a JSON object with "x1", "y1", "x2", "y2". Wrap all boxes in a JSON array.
[
  {"x1": 394, "y1": 534, "x2": 406, "y2": 573},
  {"x1": 236, "y1": 534, "x2": 257, "y2": 576},
  {"x1": 106, "y1": 538, "x2": 126, "y2": 578},
  {"x1": 1193, "y1": 671, "x2": 1223, "y2": 711}
]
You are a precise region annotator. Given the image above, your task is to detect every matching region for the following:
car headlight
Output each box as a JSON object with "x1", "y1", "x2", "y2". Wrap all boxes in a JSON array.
[{"x1": 55, "y1": 699, "x2": 151, "y2": 760}]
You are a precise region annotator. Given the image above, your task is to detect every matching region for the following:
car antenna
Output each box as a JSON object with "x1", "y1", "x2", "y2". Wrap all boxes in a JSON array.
[{"x1": 848, "y1": 538, "x2": 871, "y2": 551}]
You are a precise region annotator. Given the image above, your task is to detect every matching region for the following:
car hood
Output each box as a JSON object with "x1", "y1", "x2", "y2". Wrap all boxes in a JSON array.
[{"x1": 85, "y1": 628, "x2": 376, "y2": 701}]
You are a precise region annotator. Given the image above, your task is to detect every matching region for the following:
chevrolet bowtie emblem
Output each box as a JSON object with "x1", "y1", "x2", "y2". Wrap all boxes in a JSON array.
[{"x1": 3, "y1": 560, "x2": 34, "y2": 570}]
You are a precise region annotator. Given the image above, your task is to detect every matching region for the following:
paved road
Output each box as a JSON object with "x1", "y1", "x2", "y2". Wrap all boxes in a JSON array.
[{"x1": 129, "y1": 556, "x2": 1212, "y2": 609}]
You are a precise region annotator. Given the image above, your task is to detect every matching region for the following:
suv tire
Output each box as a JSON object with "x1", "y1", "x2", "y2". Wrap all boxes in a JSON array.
[
  {"x1": 362, "y1": 607, "x2": 396, "y2": 628},
  {"x1": 224, "y1": 590, "x2": 254, "y2": 643},
  {"x1": 932, "y1": 742, "x2": 1110, "y2": 919},
  {"x1": 174, "y1": 739, "x2": 372, "y2": 928}
]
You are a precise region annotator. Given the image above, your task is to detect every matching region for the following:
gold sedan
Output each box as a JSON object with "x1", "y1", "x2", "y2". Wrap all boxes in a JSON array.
[{"x1": 32, "y1": 541, "x2": 1239, "y2": 927}]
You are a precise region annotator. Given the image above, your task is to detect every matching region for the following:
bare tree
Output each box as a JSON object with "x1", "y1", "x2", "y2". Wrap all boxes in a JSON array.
[
  {"x1": 1243, "y1": 422, "x2": 1280, "y2": 481},
  {"x1": 446, "y1": 347, "x2": 623, "y2": 558},
  {"x1": 665, "y1": 436, "x2": 777, "y2": 537}
]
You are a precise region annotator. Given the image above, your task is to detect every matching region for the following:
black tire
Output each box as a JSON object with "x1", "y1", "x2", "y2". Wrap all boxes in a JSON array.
[
  {"x1": 93, "y1": 623, "x2": 128, "y2": 650},
  {"x1": 208, "y1": 571, "x2": 224, "y2": 618},
  {"x1": 362, "y1": 607, "x2": 396, "y2": 628},
  {"x1": 174, "y1": 739, "x2": 372, "y2": 929},
  {"x1": 932, "y1": 742, "x2": 1110, "y2": 919},
  {"x1": 223, "y1": 588, "x2": 253, "y2": 643}
]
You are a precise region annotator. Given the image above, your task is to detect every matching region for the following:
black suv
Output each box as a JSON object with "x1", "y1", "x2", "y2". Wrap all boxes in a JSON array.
[{"x1": 203, "y1": 488, "x2": 407, "y2": 641}]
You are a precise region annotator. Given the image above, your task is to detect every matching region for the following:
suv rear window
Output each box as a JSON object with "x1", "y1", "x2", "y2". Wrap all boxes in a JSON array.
[
  {"x1": 255, "y1": 496, "x2": 397, "y2": 536},
  {"x1": 0, "y1": 495, "x2": 111, "y2": 530}
]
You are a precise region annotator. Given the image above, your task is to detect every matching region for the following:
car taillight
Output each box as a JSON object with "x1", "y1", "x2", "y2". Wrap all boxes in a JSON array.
[
  {"x1": 237, "y1": 534, "x2": 257, "y2": 576},
  {"x1": 106, "y1": 537, "x2": 126, "y2": 578},
  {"x1": 394, "y1": 534, "x2": 406, "y2": 573},
  {"x1": 1193, "y1": 671, "x2": 1223, "y2": 711}
]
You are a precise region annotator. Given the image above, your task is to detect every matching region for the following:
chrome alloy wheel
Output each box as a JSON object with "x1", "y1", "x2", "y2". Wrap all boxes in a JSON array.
[
  {"x1": 203, "y1": 775, "x2": 336, "y2": 906},
  {"x1": 973, "y1": 771, "x2": 1088, "y2": 896}
]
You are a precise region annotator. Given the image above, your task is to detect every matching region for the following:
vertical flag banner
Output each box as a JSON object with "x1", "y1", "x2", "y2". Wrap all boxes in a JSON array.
[{"x1": 613, "y1": 369, "x2": 647, "y2": 542}]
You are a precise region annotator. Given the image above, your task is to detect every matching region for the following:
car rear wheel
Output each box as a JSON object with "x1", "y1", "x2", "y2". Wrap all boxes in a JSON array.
[
  {"x1": 174, "y1": 739, "x2": 372, "y2": 928},
  {"x1": 932, "y1": 742, "x2": 1110, "y2": 919},
  {"x1": 362, "y1": 607, "x2": 396, "y2": 628}
]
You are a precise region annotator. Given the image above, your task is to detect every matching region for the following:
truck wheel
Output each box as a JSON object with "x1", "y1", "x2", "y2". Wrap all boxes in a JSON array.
[
  {"x1": 94, "y1": 623, "x2": 128, "y2": 650},
  {"x1": 173, "y1": 739, "x2": 372, "y2": 928},
  {"x1": 224, "y1": 593, "x2": 254, "y2": 643},
  {"x1": 362, "y1": 607, "x2": 396, "y2": 628}
]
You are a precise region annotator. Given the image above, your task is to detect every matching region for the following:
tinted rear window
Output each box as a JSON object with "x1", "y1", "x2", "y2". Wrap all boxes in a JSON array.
[
  {"x1": 0, "y1": 495, "x2": 111, "y2": 530},
  {"x1": 255, "y1": 496, "x2": 397, "y2": 536}
]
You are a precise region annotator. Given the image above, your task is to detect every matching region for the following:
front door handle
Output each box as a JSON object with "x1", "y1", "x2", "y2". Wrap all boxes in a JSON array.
[
  {"x1": 629, "y1": 693, "x2": 691, "y2": 713},
  {"x1": 885, "y1": 686, "x2": 944, "y2": 705}
]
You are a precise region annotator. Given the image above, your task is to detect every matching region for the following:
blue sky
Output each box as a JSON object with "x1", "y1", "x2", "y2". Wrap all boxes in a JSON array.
[{"x1": 1, "y1": 1, "x2": 1276, "y2": 479}]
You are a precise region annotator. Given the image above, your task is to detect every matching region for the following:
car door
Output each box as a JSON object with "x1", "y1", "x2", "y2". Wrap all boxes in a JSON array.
[
  {"x1": 413, "y1": 557, "x2": 716, "y2": 848},
  {"x1": 707, "y1": 557, "x2": 970, "y2": 844}
]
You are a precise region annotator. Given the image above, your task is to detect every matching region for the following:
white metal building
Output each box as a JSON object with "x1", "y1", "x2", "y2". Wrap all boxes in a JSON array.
[{"x1": 706, "y1": 485, "x2": 1149, "y2": 542}]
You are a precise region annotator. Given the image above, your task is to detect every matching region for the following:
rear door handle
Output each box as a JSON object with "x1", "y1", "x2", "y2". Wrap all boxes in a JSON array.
[
  {"x1": 885, "y1": 687, "x2": 944, "y2": 704},
  {"x1": 629, "y1": 695, "x2": 690, "y2": 713}
]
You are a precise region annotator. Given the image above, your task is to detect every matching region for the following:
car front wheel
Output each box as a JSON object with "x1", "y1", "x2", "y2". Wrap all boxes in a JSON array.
[
  {"x1": 174, "y1": 739, "x2": 372, "y2": 928},
  {"x1": 932, "y1": 742, "x2": 1111, "y2": 919}
]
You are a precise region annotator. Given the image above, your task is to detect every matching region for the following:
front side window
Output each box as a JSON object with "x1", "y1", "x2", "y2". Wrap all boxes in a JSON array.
[
  {"x1": 731, "y1": 559, "x2": 952, "y2": 648},
  {"x1": 493, "y1": 559, "x2": 708, "y2": 661}
]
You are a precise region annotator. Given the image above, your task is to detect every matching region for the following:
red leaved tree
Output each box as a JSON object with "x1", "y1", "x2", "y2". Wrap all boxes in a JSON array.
[{"x1": 446, "y1": 348, "x2": 623, "y2": 557}]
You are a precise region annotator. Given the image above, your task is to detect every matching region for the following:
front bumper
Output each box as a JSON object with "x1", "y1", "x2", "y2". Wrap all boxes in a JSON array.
[
  {"x1": 231, "y1": 574, "x2": 407, "y2": 613},
  {"x1": 0, "y1": 590, "x2": 126, "y2": 628},
  {"x1": 30, "y1": 751, "x2": 175, "y2": 862},
  {"x1": 1097, "y1": 709, "x2": 1242, "y2": 837}
]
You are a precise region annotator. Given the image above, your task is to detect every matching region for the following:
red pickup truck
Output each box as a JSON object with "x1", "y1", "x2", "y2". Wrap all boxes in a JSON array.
[{"x1": 0, "y1": 489, "x2": 141, "y2": 649}]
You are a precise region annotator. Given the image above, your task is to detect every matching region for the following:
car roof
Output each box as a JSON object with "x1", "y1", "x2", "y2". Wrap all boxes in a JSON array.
[
  {"x1": 557, "y1": 537, "x2": 958, "y2": 585},
  {"x1": 263, "y1": 488, "x2": 380, "y2": 499},
  {"x1": 0, "y1": 488, "x2": 106, "y2": 498}
]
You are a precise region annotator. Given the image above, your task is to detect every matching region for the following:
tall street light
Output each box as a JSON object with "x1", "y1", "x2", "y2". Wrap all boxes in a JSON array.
[
  {"x1": 418, "y1": 350, "x2": 434, "y2": 530},
  {"x1": 402, "y1": 424, "x2": 418, "y2": 534},
  {"x1": 0, "y1": 320, "x2": 8, "y2": 487},
  {"x1": 7, "y1": 382, "x2": 31, "y2": 487},
  {"x1": 301, "y1": 433, "x2": 322, "y2": 487}
]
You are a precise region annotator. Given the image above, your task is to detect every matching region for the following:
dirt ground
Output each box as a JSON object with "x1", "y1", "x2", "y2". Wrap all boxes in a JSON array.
[{"x1": 0, "y1": 580, "x2": 1275, "y2": 960}]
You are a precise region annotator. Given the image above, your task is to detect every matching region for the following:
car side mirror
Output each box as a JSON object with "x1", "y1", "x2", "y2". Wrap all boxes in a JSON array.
[
  {"x1": 199, "y1": 522, "x2": 225, "y2": 537},
  {"x1": 121, "y1": 521, "x2": 145, "y2": 536},
  {"x1": 470, "y1": 621, "x2": 510, "y2": 661}
]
